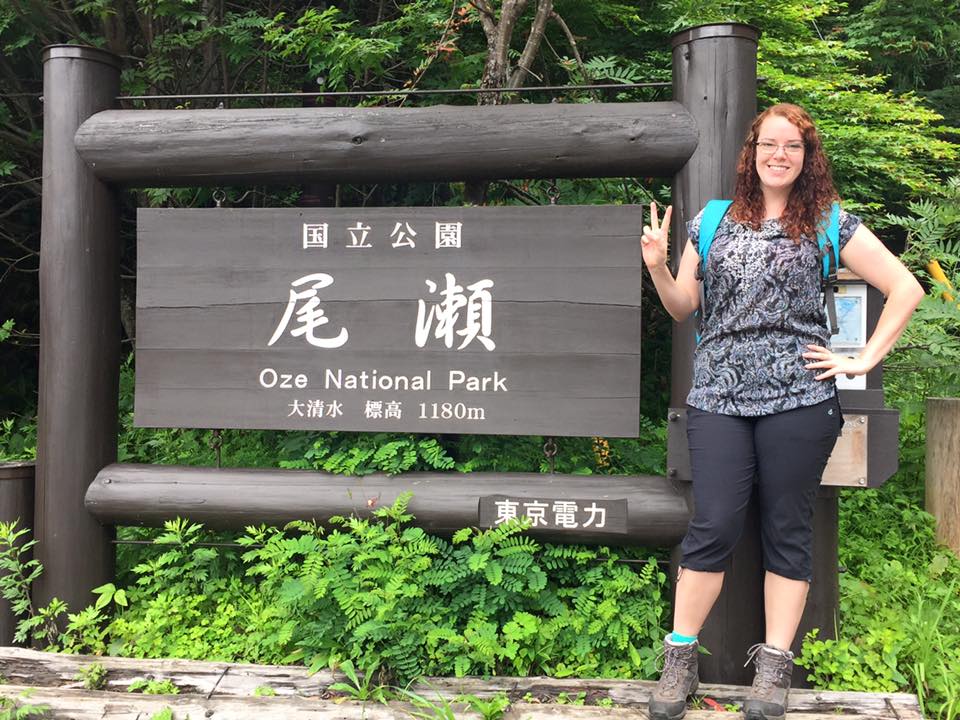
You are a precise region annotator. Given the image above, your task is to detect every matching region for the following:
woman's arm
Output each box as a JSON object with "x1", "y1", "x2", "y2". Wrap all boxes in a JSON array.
[
  {"x1": 642, "y1": 202, "x2": 701, "y2": 323},
  {"x1": 803, "y1": 223, "x2": 924, "y2": 380}
]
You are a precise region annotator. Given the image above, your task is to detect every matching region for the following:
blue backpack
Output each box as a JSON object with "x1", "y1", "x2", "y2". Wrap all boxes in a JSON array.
[{"x1": 695, "y1": 199, "x2": 841, "y2": 338}]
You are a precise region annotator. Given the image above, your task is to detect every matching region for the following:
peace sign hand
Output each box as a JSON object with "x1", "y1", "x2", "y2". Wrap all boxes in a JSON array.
[{"x1": 641, "y1": 201, "x2": 673, "y2": 270}]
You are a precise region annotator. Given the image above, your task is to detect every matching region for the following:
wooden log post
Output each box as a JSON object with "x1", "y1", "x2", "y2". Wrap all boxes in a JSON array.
[
  {"x1": 36, "y1": 46, "x2": 121, "y2": 613},
  {"x1": 926, "y1": 398, "x2": 960, "y2": 556},
  {"x1": 669, "y1": 23, "x2": 762, "y2": 685},
  {"x1": 84, "y1": 464, "x2": 691, "y2": 546},
  {"x1": 74, "y1": 102, "x2": 698, "y2": 185},
  {"x1": 0, "y1": 461, "x2": 35, "y2": 645}
]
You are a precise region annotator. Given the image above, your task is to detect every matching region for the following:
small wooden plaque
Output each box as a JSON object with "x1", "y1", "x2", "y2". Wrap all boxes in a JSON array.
[{"x1": 820, "y1": 414, "x2": 868, "y2": 487}]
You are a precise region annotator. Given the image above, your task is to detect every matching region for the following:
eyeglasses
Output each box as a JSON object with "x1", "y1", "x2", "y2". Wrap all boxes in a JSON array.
[{"x1": 756, "y1": 141, "x2": 805, "y2": 155}]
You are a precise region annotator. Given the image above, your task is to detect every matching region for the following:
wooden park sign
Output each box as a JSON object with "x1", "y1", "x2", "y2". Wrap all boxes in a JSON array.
[{"x1": 135, "y1": 204, "x2": 643, "y2": 437}]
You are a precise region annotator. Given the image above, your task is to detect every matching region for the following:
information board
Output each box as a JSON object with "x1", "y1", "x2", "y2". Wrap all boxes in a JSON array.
[{"x1": 135, "y1": 205, "x2": 643, "y2": 436}]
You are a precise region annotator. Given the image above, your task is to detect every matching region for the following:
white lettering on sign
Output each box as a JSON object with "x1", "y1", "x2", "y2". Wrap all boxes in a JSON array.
[
  {"x1": 522, "y1": 501, "x2": 549, "y2": 527},
  {"x1": 303, "y1": 223, "x2": 329, "y2": 249},
  {"x1": 268, "y1": 273, "x2": 349, "y2": 348},
  {"x1": 448, "y1": 371, "x2": 508, "y2": 392},
  {"x1": 390, "y1": 222, "x2": 417, "y2": 248},
  {"x1": 415, "y1": 273, "x2": 495, "y2": 351},
  {"x1": 259, "y1": 368, "x2": 309, "y2": 389},
  {"x1": 384, "y1": 400, "x2": 402, "y2": 419},
  {"x1": 346, "y1": 222, "x2": 372, "y2": 248},
  {"x1": 298, "y1": 220, "x2": 462, "y2": 250},
  {"x1": 494, "y1": 499, "x2": 520, "y2": 525},
  {"x1": 435, "y1": 221, "x2": 462, "y2": 249},
  {"x1": 552, "y1": 501, "x2": 579, "y2": 529},
  {"x1": 582, "y1": 502, "x2": 607, "y2": 529},
  {"x1": 481, "y1": 497, "x2": 619, "y2": 532},
  {"x1": 325, "y1": 368, "x2": 433, "y2": 391}
]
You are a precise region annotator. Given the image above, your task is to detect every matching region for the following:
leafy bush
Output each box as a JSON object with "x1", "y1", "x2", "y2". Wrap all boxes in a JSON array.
[
  {"x1": 4, "y1": 497, "x2": 667, "y2": 684},
  {"x1": 798, "y1": 482, "x2": 960, "y2": 719}
]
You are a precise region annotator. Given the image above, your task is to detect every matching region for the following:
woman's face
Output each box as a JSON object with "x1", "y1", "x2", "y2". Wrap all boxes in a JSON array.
[{"x1": 754, "y1": 114, "x2": 805, "y2": 193}]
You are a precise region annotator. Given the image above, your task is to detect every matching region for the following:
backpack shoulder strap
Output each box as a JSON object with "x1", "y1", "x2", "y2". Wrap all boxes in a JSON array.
[
  {"x1": 695, "y1": 199, "x2": 732, "y2": 343},
  {"x1": 818, "y1": 201, "x2": 841, "y2": 281},
  {"x1": 819, "y1": 201, "x2": 842, "y2": 336},
  {"x1": 698, "y1": 199, "x2": 733, "y2": 275}
]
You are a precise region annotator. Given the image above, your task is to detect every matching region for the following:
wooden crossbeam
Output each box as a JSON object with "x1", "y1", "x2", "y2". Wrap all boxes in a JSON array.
[
  {"x1": 84, "y1": 464, "x2": 690, "y2": 546},
  {"x1": 73, "y1": 102, "x2": 697, "y2": 185}
]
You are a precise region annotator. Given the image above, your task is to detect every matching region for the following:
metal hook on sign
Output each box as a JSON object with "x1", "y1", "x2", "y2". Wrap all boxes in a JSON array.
[
  {"x1": 543, "y1": 437, "x2": 558, "y2": 474},
  {"x1": 212, "y1": 189, "x2": 226, "y2": 208},
  {"x1": 547, "y1": 180, "x2": 560, "y2": 205}
]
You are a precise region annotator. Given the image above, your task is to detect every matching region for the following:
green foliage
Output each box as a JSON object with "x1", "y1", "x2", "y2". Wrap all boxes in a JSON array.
[
  {"x1": 649, "y1": 0, "x2": 959, "y2": 214},
  {"x1": 0, "y1": 521, "x2": 45, "y2": 644},
  {"x1": 236, "y1": 494, "x2": 666, "y2": 682},
  {"x1": 882, "y1": 179, "x2": 960, "y2": 490},
  {"x1": 8, "y1": 496, "x2": 666, "y2": 685},
  {"x1": 0, "y1": 415, "x2": 36, "y2": 461},
  {"x1": 75, "y1": 662, "x2": 107, "y2": 691},
  {"x1": 252, "y1": 684, "x2": 277, "y2": 697},
  {"x1": 891, "y1": 177, "x2": 960, "y2": 275},
  {"x1": 839, "y1": 0, "x2": 960, "y2": 126},
  {"x1": 128, "y1": 678, "x2": 180, "y2": 695},
  {"x1": 0, "y1": 689, "x2": 49, "y2": 720},
  {"x1": 148, "y1": 709, "x2": 174, "y2": 720},
  {"x1": 462, "y1": 692, "x2": 511, "y2": 720},
  {"x1": 327, "y1": 659, "x2": 392, "y2": 703},
  {"x1": 798, "y1": 481, "x2": 960, "y2": 718},
  {"x1": 263, "y1": 7, "x2": 400, "y2": 90}
]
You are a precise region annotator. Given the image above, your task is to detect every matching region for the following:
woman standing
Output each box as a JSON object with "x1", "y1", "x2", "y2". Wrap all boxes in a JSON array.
[{"x1": 641, "y1": 103, "x2": 923, "y2": 720}]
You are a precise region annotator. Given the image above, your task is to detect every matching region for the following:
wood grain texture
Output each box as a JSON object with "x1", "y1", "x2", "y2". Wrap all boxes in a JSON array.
[
  {"x1": 0, "y1": 648, "x2": 923, "y2": 719},
  {"x1": 36, "y1": 45, "x2": 120, "y2": 617},
  {"x1": 0, "y1": 462, "x2": 34, "y2": 645},
  {"x1": 135, "y1": 205, "x2": 644, "y2": 437},
  {"x1": 84, "y1": 464, "x2": 690, "y2": 546},
  {"x1": 76, "y1": 102, "x2": 697, "y2": 185},
  {"x1": 926, "y1": 398, "x2": 960, "y2": 555}
]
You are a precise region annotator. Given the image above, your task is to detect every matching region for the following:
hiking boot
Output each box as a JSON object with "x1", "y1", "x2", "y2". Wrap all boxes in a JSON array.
[
  {"x1": 742, "y1": 644, "x2": 794, "y2": 720},
  {"x1": 648, "y1": 636, "x2": 700, "y2": 720}
]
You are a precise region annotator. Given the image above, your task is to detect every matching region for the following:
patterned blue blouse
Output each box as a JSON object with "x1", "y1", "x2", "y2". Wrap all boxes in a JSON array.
[{"x1": 686, "y1": 207, "x2": 861, "y2": 416}]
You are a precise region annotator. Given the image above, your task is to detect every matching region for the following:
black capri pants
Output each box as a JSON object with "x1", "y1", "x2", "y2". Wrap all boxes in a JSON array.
[{"x1": 680, "y1": 395, "x2": 844, "y2": 582}]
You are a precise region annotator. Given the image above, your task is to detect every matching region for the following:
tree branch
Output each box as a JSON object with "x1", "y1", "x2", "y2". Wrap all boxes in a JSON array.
[
  {"x1": 508, "y1": 0, "x2": 552, "y2": 88},
  {"x1": 550, "y1": 9, "x2": 588, "y2": 82}
]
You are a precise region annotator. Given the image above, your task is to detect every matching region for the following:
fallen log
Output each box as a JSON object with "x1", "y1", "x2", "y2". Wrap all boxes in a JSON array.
[
  {"x1": 0, "y1": 648, "x2": 923, "y2": 718},
  {"x1": 0, "y1": 684, "x2": 463, "y2": 720},
  {"x1": 0, "y1": 684, "x2": 923, "y2": 720}
]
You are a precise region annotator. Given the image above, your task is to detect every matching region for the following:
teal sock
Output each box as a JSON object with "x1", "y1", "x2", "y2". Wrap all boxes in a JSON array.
[{"x1": 669, "y1": 631, "x2": 698, "y2": 644}]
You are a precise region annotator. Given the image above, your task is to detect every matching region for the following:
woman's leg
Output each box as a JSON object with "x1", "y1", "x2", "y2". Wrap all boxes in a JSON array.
[
  {"x1": 676, "y1": 407, "x2": 758, "y2": 632},
  {"x1": 673, "y1": 568, "x2": 725, "y2": 637},
  {"x1": 649, "y1": 408, "x2": 757, "y2": 720},
  {"x1": 762, "y1": 571, "x2": 809, "y2": 650},
  {"x1": 754, "y1": 395, "x2": 843, "y2": 648},
  {"x1": 743, "y1": 396, "x2": 844, "y2": 720}
]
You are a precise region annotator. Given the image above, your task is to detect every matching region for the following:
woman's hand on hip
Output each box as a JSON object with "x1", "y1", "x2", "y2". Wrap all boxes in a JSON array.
[{"x1": 803, "y1": 344, "x2": 872, "y2": 380}]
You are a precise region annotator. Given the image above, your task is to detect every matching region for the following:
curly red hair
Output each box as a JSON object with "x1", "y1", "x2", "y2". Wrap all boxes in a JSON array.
[{"x1": 729, "y1": 103, "x2": 838, "y2": 243}]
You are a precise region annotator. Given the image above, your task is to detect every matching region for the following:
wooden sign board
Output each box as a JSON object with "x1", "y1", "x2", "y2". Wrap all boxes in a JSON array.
[{"x1": 135, "y1": 206, "x2": 643, "y2": 437}]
